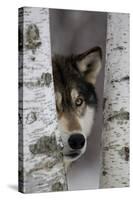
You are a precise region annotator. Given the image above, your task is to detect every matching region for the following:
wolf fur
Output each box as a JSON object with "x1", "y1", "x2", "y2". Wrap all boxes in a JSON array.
[{"x1": 52, "y1": 47, "x2": 102, "y2": 168}]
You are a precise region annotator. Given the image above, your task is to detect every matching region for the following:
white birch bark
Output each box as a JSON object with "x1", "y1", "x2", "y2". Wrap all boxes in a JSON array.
[
  {"x1": 19, "y1": 7, "x2": 68, "y2": 193},
  {"x1": 100, "y1": 13, "x2": 129, "y2": 188}
]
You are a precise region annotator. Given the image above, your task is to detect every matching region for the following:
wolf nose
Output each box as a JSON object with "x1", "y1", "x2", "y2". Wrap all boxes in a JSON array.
[{"x1": 68, "y1": 134, "x2": 85, "y2": 150}]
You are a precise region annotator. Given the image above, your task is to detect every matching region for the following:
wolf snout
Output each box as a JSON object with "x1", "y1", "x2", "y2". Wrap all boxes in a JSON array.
[{"x1": 68, "y1": 133, "x2": 85, "y2": 150}]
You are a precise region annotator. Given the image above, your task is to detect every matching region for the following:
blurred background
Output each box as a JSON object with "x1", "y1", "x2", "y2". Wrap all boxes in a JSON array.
[{"x1": 50, "y1": 9, "x2": 107, "y2": 190}]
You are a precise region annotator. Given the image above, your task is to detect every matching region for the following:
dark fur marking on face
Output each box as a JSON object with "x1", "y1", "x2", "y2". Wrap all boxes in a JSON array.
[
  {"x1": 76, "y1": 46, "x2": 102, "y2": 61},
  {"x1": 52, "y1": 55, "x2": 98, "y2": 115},
  {"x1": 75, "y1": 79, "x2": 97, "y2": 107}
]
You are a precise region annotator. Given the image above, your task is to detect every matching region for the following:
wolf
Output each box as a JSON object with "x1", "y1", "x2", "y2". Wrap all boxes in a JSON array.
[{"x1": 52, "y1": 47, "x2": 102, "y2": 168}]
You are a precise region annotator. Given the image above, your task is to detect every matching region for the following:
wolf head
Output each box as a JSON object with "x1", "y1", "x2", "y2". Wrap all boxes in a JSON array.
[{"x1": 52, "y1": 47, "x2": 102, "y2": 167}]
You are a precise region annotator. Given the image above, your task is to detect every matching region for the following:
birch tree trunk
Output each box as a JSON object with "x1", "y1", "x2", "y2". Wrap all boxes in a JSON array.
[
  {"x1": 100, "y1": 13, "x2": 129, "y2": 188},
  {"x1": 19, "y1": 7, "x2": 68, "y2": 193}
]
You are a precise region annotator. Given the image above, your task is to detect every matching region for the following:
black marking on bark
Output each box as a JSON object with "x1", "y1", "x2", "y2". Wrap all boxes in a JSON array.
[
  {"x1": 28, "y1": 158, "x2": 58, "y2": 175},
  {"x1": 45, "y1": 159, "x2": 57, "y2": 169},
  {"x1": 118, "y1": 146, "x2": 129, "y2": 161},
  {"x1": 19, "y1": 113, "x2": 23, "y2": 124},
  {"x1": 113, "y1": 46, "x2": 126, "y2": 51},
  {"x1": 18, "y1": 169, "x2": 24, "y2": 192},
  {"x1": 111, "y1": 75, "x2": 129, "y2": 84},
  {"x1": 120, "y1": 75, "x2": 129, "y2": 82},
  {"x1": 102, "y1": 171, "x2": 107, "y2": 176},
  {"x1": 52, "y1": 182, "x2": 64, "y2": 191},
  {"x1": 40, "y1": 73, "x2": 52, "y2": 87},
  {"x1": 19, "y1": 24, "x2": 23, "y2": 52},
  {"x1": 31, "y1": 56, "x2": 36, "y2": 61},
  {"x1": 111, "y1": 79, "x2": 119, "y2": 83},
  {"x1": 37, "y1": 73, "x2": 45, "y2": 87},
  {"x1": 19, "y1": 82, "x2": 23, "y2": 88},
  {"x1": 104, "y1": 146, "x2": 109, "y2": 151},
  {"x1": 107, "y1": 111, "x2": 129, "y2": 121},
  {"x1": 29, "y1": 133, "x2": 62, "y2": 156},
  {"x1": 24, "y1": 73, "x2": 52, "y2": 88},
  {"x1": 124, "y1": 146, "x2": 129, "y2": 161},
  {"x1": 26, "y1": 112, "x2": 37, "y2": 124},
  {"x1": 103, "y1": 98, "x2": 107, "y2": 110},
  {"x1": 25, "y1": 24, "x2": 41, "y2": 51}
]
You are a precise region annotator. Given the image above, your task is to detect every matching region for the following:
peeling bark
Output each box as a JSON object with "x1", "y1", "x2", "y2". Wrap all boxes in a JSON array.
[
  {"x1": 19, "y1": 7, "x2": 67, "y2": 193},
  {"x1": 100, "y1": 13, "x2": 129, "y2": 188}
]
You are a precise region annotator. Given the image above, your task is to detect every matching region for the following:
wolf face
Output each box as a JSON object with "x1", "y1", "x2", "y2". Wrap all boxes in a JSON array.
[{"x1": 52, "y1": 47, "x2": 102, "y2": 167}]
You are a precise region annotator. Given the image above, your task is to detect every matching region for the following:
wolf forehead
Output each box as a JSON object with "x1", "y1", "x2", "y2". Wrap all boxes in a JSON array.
[{"x1": 52, "y1": 54, "x2": 98, "y2": 109}]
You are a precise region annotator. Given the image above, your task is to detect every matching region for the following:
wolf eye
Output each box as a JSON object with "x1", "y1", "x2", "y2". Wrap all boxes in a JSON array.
[{"x1": 75, "y1": 97, "x2": 83, "y2": 106}]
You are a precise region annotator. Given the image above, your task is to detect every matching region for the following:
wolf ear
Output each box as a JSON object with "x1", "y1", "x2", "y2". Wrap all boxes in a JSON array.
[{"x1": 76, "y1": 47, "x2": 102, "y2": 85}]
